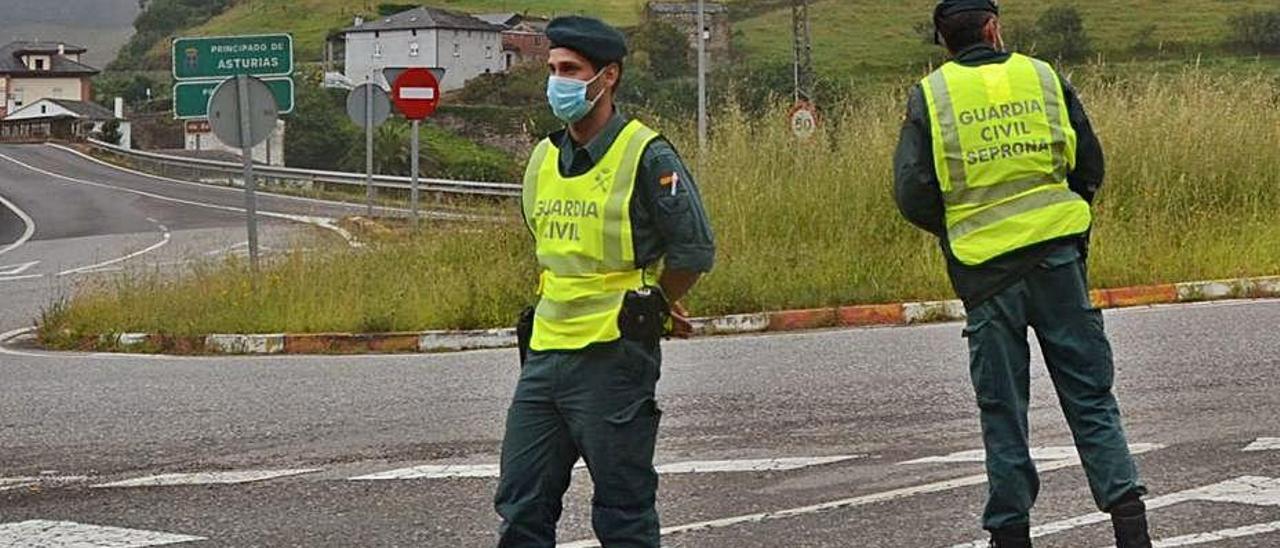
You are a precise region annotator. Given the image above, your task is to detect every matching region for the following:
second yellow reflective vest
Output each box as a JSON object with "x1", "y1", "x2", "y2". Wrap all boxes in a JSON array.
[{"x1": 921, "y1": 53, "x2": 1092, "y2": 266}]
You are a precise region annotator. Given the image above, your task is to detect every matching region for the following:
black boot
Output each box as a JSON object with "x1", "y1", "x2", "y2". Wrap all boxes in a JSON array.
[
  {"x1": 988, "y1": 523, "x2": 1032, "y2": 548},
  {"x1": 1110, "y1": 497, "x2": 1152, "y2": 548}
]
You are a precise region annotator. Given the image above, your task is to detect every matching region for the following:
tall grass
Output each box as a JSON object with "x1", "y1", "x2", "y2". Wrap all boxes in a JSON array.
[{"x1": 39, "y1": 68, "x2": 1280, "y2": 342}]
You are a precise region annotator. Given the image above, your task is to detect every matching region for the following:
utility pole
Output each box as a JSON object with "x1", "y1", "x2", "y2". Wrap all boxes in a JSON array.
[
  {"x1": 696, "y1": 0, "x2": 708, "y2": 155},
  {"x1": 792, "y1": 0, "x2": 814, "y2": 103}
]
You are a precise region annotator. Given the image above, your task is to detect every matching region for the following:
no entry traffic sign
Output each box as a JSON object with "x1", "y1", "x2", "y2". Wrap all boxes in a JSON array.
[{"x1": 392, "y1": 68, "x2": 441, "y2": 121}]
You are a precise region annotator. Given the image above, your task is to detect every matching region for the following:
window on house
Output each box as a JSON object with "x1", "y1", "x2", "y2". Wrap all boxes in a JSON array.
[
  {"x1": 411, "y1": 29, "x2": 417, "y2": 37},
  {"x1": 34, "y1": 58, "x2": 46, "y2": 70},
  {"x1": 409, "y1": 42, "x2": 420, "y2": 57},
  {"x1": 485, "y1": 45, "x2": 493, "y2": 59},
  {"x1": 453, "y1": 43, "x2": 460, "y2": 58},
  {"x1": 40, "y1": 105, "x2": 47, "y2": 114},
  {"x1": 374, "y1": 43, "x2": 383, "y2": 58}
]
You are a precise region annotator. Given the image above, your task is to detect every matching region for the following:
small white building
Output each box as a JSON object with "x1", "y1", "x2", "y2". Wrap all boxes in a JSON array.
[
  {"x1": 4, "y1": 97, "x2": 131, "y2": 148},
  {"x1": 331, "y1": 6, "x2": 505, "y2": 92}
]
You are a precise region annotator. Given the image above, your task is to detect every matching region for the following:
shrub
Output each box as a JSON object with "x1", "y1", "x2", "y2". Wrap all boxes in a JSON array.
[
  {"x1": 629, "y1": 20, "x2": 693, "y2": 80},
  {"x1": 1033, "y1": 5, "x2": 1093, "y2": 61},
  {"x1": 1229, "y1": 10, "x2": 1280, "y2": 54}
]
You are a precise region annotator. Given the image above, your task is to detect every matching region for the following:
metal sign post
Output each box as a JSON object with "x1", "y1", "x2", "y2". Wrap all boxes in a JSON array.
[
  {"x1": 410, "y1": 120, "x2": 420, "y2": 225},
  {"x1": 697, "y1": 0, "x2": 708, "y2": 156},
  {"x1": 365, "y1": 79, "x2": 374, "y2": 216},
  {"x1": 208, "y1": 75, "x2": 279, "y2": 272},
  {"x1": 345, "y1": 82, "x2": 391, "y2": 218},
  {"x1": 235, "y1": 76, "x2": 260, "y2": 271},
  {"x1": 174, "y1": 32, "x2": 293, "y2": 275},
  {"x1": 389, "y1": 67, "x2": 442, "y2": 229}
]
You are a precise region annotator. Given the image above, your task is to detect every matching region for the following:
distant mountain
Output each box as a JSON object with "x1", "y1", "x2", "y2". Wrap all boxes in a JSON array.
[{"x1": 0, "y1": 0, "x2": 139, "y2": 67}]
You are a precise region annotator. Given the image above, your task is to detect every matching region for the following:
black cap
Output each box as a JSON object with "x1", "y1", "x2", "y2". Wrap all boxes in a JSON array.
[
  {"x1": 546, "y1": 16, "x2": 628, "y2": 68},
  {"x1": 934, "y1": 0, "x2": 999, "y2": 19},
  {"x1": 933, "y1": 0, "x2": 1000, "y2": 44}
]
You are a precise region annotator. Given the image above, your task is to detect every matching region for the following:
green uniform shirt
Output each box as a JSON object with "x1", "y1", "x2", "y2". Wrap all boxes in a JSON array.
[{"x1": 546, "y1": 110, "x2": 716, "y2": 274}]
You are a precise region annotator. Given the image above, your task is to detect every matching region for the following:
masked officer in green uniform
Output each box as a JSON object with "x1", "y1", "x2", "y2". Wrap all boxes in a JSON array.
[
  {"x1": 894, "y1": 2, "x2": 1152, "y2": 546},
  {"x1": 494, "y1": 16, "x2": 715, "y2": 548}
]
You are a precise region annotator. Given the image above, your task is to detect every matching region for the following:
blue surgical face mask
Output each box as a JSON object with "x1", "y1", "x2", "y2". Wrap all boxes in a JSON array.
[{"x1": 547, "y1": 70, "x2": 606, "y2": 123}]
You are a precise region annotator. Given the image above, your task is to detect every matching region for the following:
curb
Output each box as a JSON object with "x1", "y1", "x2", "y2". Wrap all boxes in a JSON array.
[{"x1": 89, "y1": 275, "x2": 1280, "y2": 356}]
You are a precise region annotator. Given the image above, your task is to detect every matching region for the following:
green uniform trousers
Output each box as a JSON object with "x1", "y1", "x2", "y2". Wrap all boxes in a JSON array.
[
  {"x1": 494, "y1": 338, "x2": 662, "y2": 548},
  {"x1": 962, "y1": 246, "x2": 1146, "y2": 531}
]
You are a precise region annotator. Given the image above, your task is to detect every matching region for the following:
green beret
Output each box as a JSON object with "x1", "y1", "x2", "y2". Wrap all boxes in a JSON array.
[{"x1": 546, "y1": 16, "x2": 628, "y2": 68}]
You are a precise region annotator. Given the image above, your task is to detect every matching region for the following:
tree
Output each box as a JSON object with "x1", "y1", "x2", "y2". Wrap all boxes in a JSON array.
[
  {"x1": 284, "y1": 77, "x2": 359, "y2": 171},
  {"x1": 629, "y1": 20, "x2": 693, "y2": 81},
  {"x1": 95, "y1": 74, "x2": 157, "y2": 109},
  {"x1": 377, "y1": 3, "x2": 417, "y2": 16},
  {"x1": 109, "y1": 0, "x2": 235, "y2": 69},
  {"x1": 97, "y1": 120, "x2": 123, "y2": 145},
  {"x1": 1034, "y1": 5, "x2": 1092, "y2": 61},
  {"x1": 1230, "y1": 10, "x2": 1280, "y2": 54}
]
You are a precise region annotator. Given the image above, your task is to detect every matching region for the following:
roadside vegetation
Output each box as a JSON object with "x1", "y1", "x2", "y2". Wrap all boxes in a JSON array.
[{"x1": 38, "y1": 67, "x2": 1280, "y2": 345}]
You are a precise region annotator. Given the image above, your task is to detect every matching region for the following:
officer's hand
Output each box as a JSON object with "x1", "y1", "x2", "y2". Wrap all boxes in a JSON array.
[{"x1": 670, "y1": 301, "x2": 694, "y2": 339}]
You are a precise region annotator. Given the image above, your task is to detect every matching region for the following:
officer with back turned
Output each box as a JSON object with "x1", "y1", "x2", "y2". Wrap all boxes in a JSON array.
[{"x1": 894, "y1": 1, "x2": 1152, "y2": 546}]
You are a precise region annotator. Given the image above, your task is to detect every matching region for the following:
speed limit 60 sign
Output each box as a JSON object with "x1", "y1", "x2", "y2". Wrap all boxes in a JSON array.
[{"x1": 789, "y1": 101, "x2": 819, "y2": 141}]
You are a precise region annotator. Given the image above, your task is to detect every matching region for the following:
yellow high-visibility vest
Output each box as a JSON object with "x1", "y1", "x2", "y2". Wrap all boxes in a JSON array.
[
  {"x1": 522, "y1": 120, "x2": 660, "y2": 351},
  {"x1": 921, "y1": 53, "x2": 1092, "y2": 266}
]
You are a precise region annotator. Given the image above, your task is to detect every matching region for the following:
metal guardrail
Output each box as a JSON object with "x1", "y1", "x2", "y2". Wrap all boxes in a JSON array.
[{"x1": 83, "y1": 139, "x2": 521, "y2": 199}]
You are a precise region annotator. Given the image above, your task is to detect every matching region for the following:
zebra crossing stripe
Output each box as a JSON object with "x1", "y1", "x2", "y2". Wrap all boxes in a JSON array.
[
  {"x1": 1243, "y1": 438, "x2": 1280, "y2": 452},
  {"x1": 900, "y1": 443, "x2": 1162, "y2": 465},
  {"x1": 1151, "y1": 520, "x2": 1280, "y2": 547},
  {"x1": 349, "y1": 456, "x2": 861, "y2": 481},
  {"x1": 93, "y1": 469, "x2": 321, "y2": 488},
  {"x1": 0, "y1": 520, "x2": 204, "y2": 547}
]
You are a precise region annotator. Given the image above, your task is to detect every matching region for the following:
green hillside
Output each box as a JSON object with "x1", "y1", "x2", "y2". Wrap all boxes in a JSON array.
[
  {"x1": 143, "y1": 0, "x2": 1279, "y2": 77},
  {"x1": 736, "y1": 0, "x2": 1280, "y2": 76},
  {"x1": 170, "y1": 0, "x2": 652, "y2": 62}
]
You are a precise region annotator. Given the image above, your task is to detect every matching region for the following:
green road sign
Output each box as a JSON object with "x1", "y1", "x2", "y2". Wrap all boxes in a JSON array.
[
  {"x1": 173, "y1": 34, "x2": 293, "y2": 80},
  {"x1": 174, "y1": 78, "x2": 294, "y2": 119}
]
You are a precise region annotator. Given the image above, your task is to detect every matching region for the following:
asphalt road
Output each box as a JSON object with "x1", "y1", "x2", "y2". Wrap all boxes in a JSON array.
[
  {"x1": 0, "y1": 143, "x2": 368, "y2": 334},
  {"x1": 2, "y1": 144, "x2": 1279, "y2": 547}
]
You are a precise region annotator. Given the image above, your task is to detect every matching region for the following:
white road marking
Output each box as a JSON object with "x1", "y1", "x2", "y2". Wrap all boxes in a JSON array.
[
  {"x1": 350, "y1": 464, "x2": 507, "y2": 480},
  {"x1": 656, "y1": 456, "x2": 862, "y2": 474},
  {"x1": 0, "y1": 274, "x2": 42, "y2": 283},
  {"x1": 1244, "y1": 438, "x2": 1280, "y2": 452},
  {"x1": 92, "y1": 469, "x2": 321, "y2": 488},
  {"x1": 563, "y1": 444, "x2": 1166, "y2": 548},
  {"x1": 50, "y1": 143, "x2": 497, "y2": 227},
  {"x1": 900, "y1": 443, "x2": 1162, "y2": 465},
  {"x1": 0, "y1": 151, "x2": 360, "y2": 248},
  {"x1": 953, "y1": 476, "x2": 1280, "y2": 547},
  {"x1": 351, "y1": 456, "x2": 861, "y2": 481},
  {"x1": 56, "y1": 220, "x2": 171, "y2": 277},
  {"x1": 46, "y1": 142, "x2": 398, "y2": 214},
  {"x1": 0, "y1": 193, "x2": 35, "y2": 258},
  {"x1": 0, "y1": 520, "x2": 204, "y2": 547},
  {"x1": 1149, "y1": 520, "x2": 1280, "y2": 547},
  {"x1": 0, "y1": 261, "x2": 38, "y2": 275}
]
